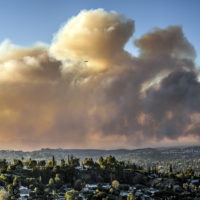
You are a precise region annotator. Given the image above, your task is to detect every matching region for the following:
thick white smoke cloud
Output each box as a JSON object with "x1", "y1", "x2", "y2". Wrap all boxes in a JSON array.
[
  {"x1": 0, "y1": 9, "x2": 199, "y2": 150},
  {"x1": 50, "y1": 9, "x2": 134, "y2": 71}
]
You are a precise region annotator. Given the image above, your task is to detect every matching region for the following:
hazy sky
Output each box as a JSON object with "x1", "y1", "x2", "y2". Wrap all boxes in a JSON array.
[{"x1": 0, "y1": 1, "x2": 200, "y2": 150}]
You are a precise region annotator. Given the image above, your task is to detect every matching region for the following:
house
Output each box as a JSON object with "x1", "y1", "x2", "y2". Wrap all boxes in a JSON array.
[
  {"x1": 173, "y1": 184, "x2": 183, "y2": 193},
  {"x1": 191, "y1": 179, "x2": 199, "y2": 185},
  {"x1": 0, "y1": 186, "x2": 5, "y2": 191},
  {"x1": 19, "y1": 186, "x2": 32, "y2": 200}
]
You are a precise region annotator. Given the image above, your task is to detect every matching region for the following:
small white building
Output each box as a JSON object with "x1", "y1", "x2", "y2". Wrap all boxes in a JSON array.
[{"x1": 19, "y1": 186, "x2": 31, "y2": 200}]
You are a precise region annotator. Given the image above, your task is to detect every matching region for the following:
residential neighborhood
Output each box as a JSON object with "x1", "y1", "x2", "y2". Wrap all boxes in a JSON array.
[{"x1": 0, "y1": 152, "x2": 200, "y2": 199}]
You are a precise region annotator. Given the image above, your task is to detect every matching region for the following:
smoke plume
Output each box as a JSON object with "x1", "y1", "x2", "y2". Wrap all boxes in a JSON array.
[{"x1": 0, "y1": 9, "x2": 199, "y2": 150}]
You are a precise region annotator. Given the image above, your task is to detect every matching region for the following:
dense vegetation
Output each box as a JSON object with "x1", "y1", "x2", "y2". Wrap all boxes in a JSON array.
[
  {"x1": 1, "y1": 146, "x2": 200, "y2": 176},
  {"x1": 0, "y1": 155, "x2": 140, "y2": 199},
  {"x1": 0, "y1": 154, "x2": 199, "y2": 199}
]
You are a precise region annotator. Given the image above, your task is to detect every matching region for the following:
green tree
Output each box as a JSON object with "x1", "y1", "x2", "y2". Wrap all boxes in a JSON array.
[
  {"x1": 99, "y1": 156, "x2": 104, "y2": 165},
  {"x1": 52, "y1": 156, "x2": 56, "y2": 166},
  {"x1": 112, "y1": 180, "x2": 119, "y2": 190},
  {"x1": 38, "y1": 160, "x2": 46, "y2": 167},
  {"x1": 13, "y1": 159, "x2": 23, "y2": 168},
  {"x1": 60, "y1": 159, "x2": 65, "y2": 168},
  {"x1": 185, "y1": 168, "x2": 194, "y2": 178},
  {"x1": 127, "y1": 192, "x2": 134, "y2": 200},
  {"x1": 0, "y1": 159, "x2": 8, "y2": 173},
  {"x1": 74, "y1": 179, "x2": 84, "y2": 191},
  {"x1": 47, "y1": 160, "x2": 54, "y2": 168},
  {"x1": 83, "y1": 158, "x2": 94, "y2": 168},
  {"x1": 0, "y1": 174, "x2": 8, "y2": 183},
  {"x1": 28, "y1": 160, "x2": 37, "y2": 169},
  {"x1": 55, "y1": 174, "x2": 61, "y2": 183},
  {"x1": 93, "y1": 191, "x2": 106, "y2": 199},
  {"x1": 65, "y1": 190, "x2": 79, "y2": 200},
  {"x1": 169, "y1": 164, "x2": 173, "y2": 173},
  {"x1": 7, "y1": 184, "x2": 13, "y2": 197},
  {"x1": 49, "y1": 178, "x2": 54, "y2": 185},
  {"x1": 67, "y1": 155, "x2": 79, "y2": 167},
  {"x1": 13, "y1": 176, "x2": 20, "y2": 187},
  {"x1": 0, "y1": 190, "x2": 8, "y2": 200},
  {"x1": 7, "y1": 165, "x2": 14, "y2": 172}
]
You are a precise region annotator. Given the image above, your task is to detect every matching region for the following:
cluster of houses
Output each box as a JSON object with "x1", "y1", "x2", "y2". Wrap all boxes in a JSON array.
[
  {"x1": 0, "y1": 172, "x2": 199, "y2": 199},
  {"x1": 53, "y1": 173, "x2": 200, "y2": 200},
  {"x1": 0, "y1": 156, "x2": 200, "y2": 199},
  {"x1": 51, "y1": 177, "x2": 200, "y2": 199}
]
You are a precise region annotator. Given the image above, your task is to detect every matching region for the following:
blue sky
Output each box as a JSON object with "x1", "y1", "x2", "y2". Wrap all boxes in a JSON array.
[{"x1": 0, "y1": 0, "x2": 199, "y2": 65}]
